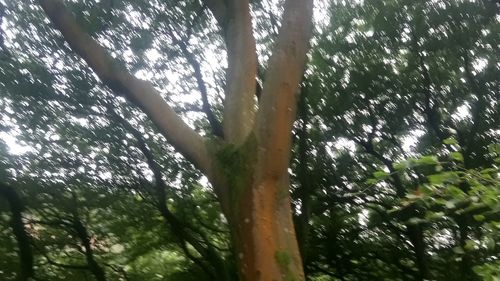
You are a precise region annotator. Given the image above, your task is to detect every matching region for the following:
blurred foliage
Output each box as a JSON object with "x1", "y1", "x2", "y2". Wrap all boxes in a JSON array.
[{"x1": 0, "y1": 0, "x2": 499, "y2": 280}]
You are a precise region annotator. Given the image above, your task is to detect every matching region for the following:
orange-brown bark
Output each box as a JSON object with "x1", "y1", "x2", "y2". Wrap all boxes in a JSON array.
[
  {"x1": 256, "y1": 0, "x2": 314, "y2": 180},
  {"x1": 231, "y1": 177, "x2": 304, "y2": 281}
]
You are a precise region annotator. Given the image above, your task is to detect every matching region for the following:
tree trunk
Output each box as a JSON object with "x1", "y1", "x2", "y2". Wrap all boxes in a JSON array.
[
  {"x1": 213, "y1": 135, "x2": 304, "y2": 281},
  {"x1": 229, "y1": 176, "x2": 304, "y2": 281},
  {"x1": 0, "y1": 183, "x2": 34, "y2": 281},
  {"x1": 457, "y1": 216, "x2": 479, "y2": 281}
]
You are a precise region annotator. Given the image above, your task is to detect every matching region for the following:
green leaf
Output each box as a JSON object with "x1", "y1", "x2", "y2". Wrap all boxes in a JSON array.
[
  {"x1": 425, "y1": 211, "x2": 444, "y2": 220},
  {"x1": 464, "y1": 240, "x2": 476, "y2": 251},
  {"x1": 393, "y1": 161, "x2": 408, "y2": 171},
  {"x1": 406, "y1": 193, "x2": 423, "y2": 200},
  {"x1": 450, "y1": 152, "x2": 464, "y2": 162},
  {"x1": 446, "y1": 185, "x2": 466, "y2": 198},
  {"x1": 488, "y1": 143, "x2": 500, "y2": 154},
  {"x1": 443, "y1": 137, "x2": 458, "y2": 145},
  {"x1": 445, "y1": 201, "x2": 455, "y2": 209},
  {"x1": 485, "y1": 237, "x2": 495, "y2": 250},
  {"x1": 428, "y1": 172, "x2": 459, "y2": 185},
  {"x1": 473, "y1": 214, "x2": 485, "y2": 222},
  {"x1": 408, "y1": 217, "x2": 424, "y2": 225},
  {"x1": 373, "y1": 170, "x2": 389, "y2": 179},
  {"x1": 452, "y1": 246, "x2": 465, "y2": 255},
  {"x1": 435, "y1": 164, "x2": 443, "y2": 172},
  {"x1": 387, "y1": 207, "x2": 401, "y2": 214},
  {"x1": 416, "y1": 155, "x2": 439, "y2": 165}
]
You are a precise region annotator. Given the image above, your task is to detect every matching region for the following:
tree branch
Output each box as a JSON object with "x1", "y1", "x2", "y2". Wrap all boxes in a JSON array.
[
  {"x1": 256, "y1": 0, "x2": 313, "y2": 180},
  {"x1": 222, "y1": 0, "x2": 257, "y2": 144},
  {"x1": 202, "y1": 0, "x2": 226, "y2": 29},
  {"x1": 70, "y1": 211, "x2": 107, "y2": 281},
  {"x1": 170, "y1": 33, "x2": 223, "y2": 138},
  {"x1": 461, "y1": 51, "x2": 488, "y2": 163},
  {"x1": 410, "y1": 28, "x2": 448, "y2": 142},
  {"x1": 108, "y1": 109, "x2": 227, "y2": 278},
  {"x1": 33, "y1": 241, "x2": 91, "y2": 273},
  {"x1": 38, "y1": 0, "x2": 212, "y2": 175}
]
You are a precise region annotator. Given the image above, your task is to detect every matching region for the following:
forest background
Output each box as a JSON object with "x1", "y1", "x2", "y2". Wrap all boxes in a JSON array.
[{"x1": 0, "y1": 0, "x2": 499, "y2": 280}]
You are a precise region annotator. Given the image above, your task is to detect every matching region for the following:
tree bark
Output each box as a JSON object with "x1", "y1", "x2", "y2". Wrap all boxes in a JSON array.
[
  {"x1": 225, "y1": 0, "x2": 313, "y2": 279},
  {"x1": 228, "y1": 174, "x2": 305, "y2": 281},
  {"x1": 223, "y1": 0, "x2": 257, "y2": 145}
]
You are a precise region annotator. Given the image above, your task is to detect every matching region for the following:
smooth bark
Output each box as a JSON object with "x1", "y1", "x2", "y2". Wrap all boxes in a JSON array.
[
  {"x1": 230, "y1": 176, "x2": 304, "y2": 281},
  {"x1": 223, "y1": 0, "x2": 257, "y2": 144},
  {"x1": 255, "y1": 0, "x2": 313, "y2": 185}
]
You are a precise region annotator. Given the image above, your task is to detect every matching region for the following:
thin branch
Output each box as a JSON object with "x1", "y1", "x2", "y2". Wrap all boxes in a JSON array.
[
  {"x1": 107, "y1": 108, "x2": 227, "y2": 277},
  {"x1": 103, "y1": 263, "x2": 130, "y2": 281},
  {"x1": 461, "y1": 51, "x2": 488, "y2": 163},
  {"x1": 410, "y1": 29, "x2": 447, "y2": 142},
  {"x1": 169, "y1": 31, "x2": 223, "y2": 137},
  {"x1": 33, "y1": 243, "x2": 89, "y2": 271},
  {"x1": 202, "y1": 0, "x2": 226, "y2": 29}
]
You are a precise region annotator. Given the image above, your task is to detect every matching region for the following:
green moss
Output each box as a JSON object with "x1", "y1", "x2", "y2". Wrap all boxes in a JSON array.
[
  {"x1": 274, "y1": 250, "x2": 299, "y2": 281},
  {"x1": 214, "y1": 133, "x2": 258, "y2": 214},
  {"x1": 275, "y1": 250, "x2": 291, "y2": 268}
]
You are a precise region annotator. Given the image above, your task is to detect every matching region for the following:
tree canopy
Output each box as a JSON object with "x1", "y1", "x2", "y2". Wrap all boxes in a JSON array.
[{"x1": 0, "y1": 0, "x2": 499, "y2": 280}]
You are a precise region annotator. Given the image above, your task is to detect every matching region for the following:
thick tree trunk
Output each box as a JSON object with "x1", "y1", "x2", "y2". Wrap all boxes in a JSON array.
[
  {"x1": 213, "y1": 137, "x2": 305, "y2": 281},
  {"x1": 229, "y1": 176, "x2": 304, "y2": 281}
]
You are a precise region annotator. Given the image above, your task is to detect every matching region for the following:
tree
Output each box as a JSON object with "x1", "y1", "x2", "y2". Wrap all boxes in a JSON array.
[
  {"x1": 1, "y1": 0, "x2": 498, "y2": 280},
  {"x1": 34, "y1": 0, "x2": 313, "y2": 280}
]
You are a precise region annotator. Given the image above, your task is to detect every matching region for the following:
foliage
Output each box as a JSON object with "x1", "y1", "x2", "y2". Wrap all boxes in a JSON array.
[{"x1": 0, "y1": 0, "x2": 498, "y2": 280}]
